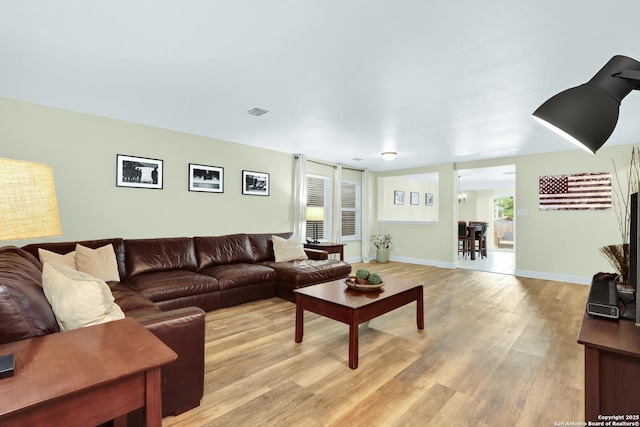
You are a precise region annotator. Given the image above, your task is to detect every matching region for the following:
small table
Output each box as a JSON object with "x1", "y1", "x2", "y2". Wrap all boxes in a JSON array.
[
  {"x1": 304, "y1": 242, "x2": 346, "y2": 261},
  {"x1": 294, "y1": 276, "x2": 424, "y2": 369},
  {"x1": 0, "y1": 317, "x2": 177, "y2": 427}
]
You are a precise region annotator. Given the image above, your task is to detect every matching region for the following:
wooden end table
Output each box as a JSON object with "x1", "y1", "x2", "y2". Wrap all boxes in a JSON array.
[
  {"x1": 578, "y1": 313, "x2": 640, "y2": 421},
  {"x1": 0, "y1": 317, "x2": 177, "y2": 427},
  {"x1": 304, "y1": 242, "x2": 345, "y2": 261},
  {"x1": 294, "y1": 276, "x2": 424, "y2": 369}
]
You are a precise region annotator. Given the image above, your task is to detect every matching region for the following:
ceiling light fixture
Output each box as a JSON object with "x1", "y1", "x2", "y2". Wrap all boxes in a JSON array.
[
  {"x1": 381, "y1": 151, "x2": 397, "y2": 161},
  {"x1": 532, "y1": 55, "x2": 640, "y2": 153}
]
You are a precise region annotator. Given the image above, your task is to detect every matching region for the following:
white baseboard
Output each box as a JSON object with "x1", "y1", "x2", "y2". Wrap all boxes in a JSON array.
[
  {"x1": 346, "y1": 255, "x2": 454, "y2": 268},
  {"x1": 514, "y1": 269, "x2": 591, "y2": 285},
  {"x1": 348, "y1": 257, "x2": 592, "y2": 285}
]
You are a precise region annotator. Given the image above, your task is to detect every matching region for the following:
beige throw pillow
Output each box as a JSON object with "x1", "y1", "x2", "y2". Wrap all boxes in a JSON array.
[
  {"x1": 75, "y1": 244, "x2": 120, "y2": 282},
  {"x1": 38, "y1": 248, "x2": 76, "y2": 269},
  {"x1": 42, "y1": 262, "x2": 125, "y2": 331},
  {"x1": 272, "y1": 235, "x2": 308, "y2": 262}
]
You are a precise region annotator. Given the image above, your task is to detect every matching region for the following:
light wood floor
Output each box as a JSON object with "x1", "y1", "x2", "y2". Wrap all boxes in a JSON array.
[{"x1": 162, "y1": 261, "x2": 589, "y2": 427}]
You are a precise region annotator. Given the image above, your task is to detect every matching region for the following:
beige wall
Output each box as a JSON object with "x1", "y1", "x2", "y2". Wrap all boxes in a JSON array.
[
  {"x1": 373, "y1": 146, "x2": 637, "y2": 283},
  {"x1": 373, "y1": 163, "x2": 457, "y2": 267},
  {"x1": 2, "y1": 97, "x2": 637, "y2": 284},
  {"x1": 1, "y1": 97, "x2": 293, "y2": 244},
  {"x1": 512, "y1": 146, "x2": 631, "y2": 283},
  {"x1": 378, "y1": 175, "x2": 438, "y2": 222}
]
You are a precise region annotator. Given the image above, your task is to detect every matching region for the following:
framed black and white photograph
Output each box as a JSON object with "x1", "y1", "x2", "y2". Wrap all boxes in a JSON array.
[
  {"x1": 394, "y1": 190, "x2": 405, "y2": 205},
  {"x1": 242, "y1": 170, "x2": 269, "y2": 196},
  {"x1": 189, "y1": 164, "x2": 223, "y2": 193},
  {"x1": 426, "y1": 193, "x2": 434, "y2": 206},
  {"x1": 116, "y1": 154, "x2": 163, "y2": 189},
  {"x1": 410, "y1": 192, "x2": 419, "y2": 205}
]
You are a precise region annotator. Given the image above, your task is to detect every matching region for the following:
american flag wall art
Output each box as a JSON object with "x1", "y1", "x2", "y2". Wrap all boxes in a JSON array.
[{"x1": 539, "y1": 172, "x2": 611, "y2": 211}]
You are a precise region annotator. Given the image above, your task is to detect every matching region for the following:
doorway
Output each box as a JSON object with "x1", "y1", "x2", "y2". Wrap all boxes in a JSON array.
[{"x1": 457, "y1": 165, "x2": 515, "y2": 275}]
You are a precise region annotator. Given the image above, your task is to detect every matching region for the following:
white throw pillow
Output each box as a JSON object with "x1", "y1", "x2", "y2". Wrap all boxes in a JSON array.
[
  {"x1": 38, "y1": 248, "x2": 76, "y2": 269},
  {"x1": 272, "y1": 235, "x2": 308, "y2": 262},
  {"x1": 42, "y1": 262, "x2": 125, "y2": 331},
  {"x1": 75, "y1": 244, "x2": 120, "y2": 282}
]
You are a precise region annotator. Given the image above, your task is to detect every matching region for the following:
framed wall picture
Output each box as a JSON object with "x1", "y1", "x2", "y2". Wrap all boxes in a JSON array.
[
  {"x1": 116, "y1": 154, "x2": 163, "y2": 189},
  {"x1": 426, "y1": 193, "x2": 434, "y2": 206},
  {"x1": 394, "y1": 190, "x2": 405, "y2": 205},
  {"x1": 242, "y1": 170, "x2": 270, "y2": 196},
  {"x1": 189, "y1": 163, "x2": 223, "y2": 193},
  {"x1": 410, "y1": 192, "x2": 419, "y2": 205}
]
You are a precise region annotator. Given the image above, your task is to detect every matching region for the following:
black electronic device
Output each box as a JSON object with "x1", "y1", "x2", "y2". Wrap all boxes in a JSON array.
[
  {"x1": 0, "y1": 353, "x2": 14, "y2": 379},
  {"x1": 586, "y1": 280, "x2": 619, "y2": 319}
]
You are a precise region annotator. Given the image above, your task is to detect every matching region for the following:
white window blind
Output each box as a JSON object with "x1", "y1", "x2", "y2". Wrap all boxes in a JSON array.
[
  {"x1": 341, "y1": 180, "x2": 360, "y2": 239},
  {"x1": 306, "y1": 175, "x2": 328, "y2": 240}
]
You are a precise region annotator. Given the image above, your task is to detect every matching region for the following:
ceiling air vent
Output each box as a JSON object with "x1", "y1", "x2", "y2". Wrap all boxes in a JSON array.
[{"x1": 246, "y1": 106, "x2": 269, "y2": 117}]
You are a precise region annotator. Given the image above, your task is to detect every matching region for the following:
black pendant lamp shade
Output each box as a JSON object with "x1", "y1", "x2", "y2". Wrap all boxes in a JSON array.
[{"x1": 533, "y1": 55, "x2": 640, "y2": 153}]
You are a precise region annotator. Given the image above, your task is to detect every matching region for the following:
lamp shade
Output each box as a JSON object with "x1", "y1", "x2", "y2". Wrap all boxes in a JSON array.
[
  {"x1": 533, "y1": 55, "x2": 640, "y2": 153},
  {"x1": 305, "y1": 206, "x2": 324, "y2": 222},
  {"x1": 0, "y1": 158, "x2": 62, "y2": 241},
  {"x1": 381, "y1": 151, "x2": 397, "y2": 161}
]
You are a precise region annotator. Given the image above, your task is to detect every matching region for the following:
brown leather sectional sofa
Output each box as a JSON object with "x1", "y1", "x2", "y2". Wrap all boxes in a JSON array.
[{"x1": 0, "y1": 232, "x2": 351, "y2": 420}]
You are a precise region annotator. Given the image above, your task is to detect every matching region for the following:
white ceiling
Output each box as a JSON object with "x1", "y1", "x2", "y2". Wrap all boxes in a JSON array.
[{"x1": 2, "y1": 1, "x2": 640, "y2": 179}]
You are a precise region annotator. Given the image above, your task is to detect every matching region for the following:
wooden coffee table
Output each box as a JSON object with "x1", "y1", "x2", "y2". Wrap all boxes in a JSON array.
[{"x1": 294, "y1": 276, "x2": 424, "y2": 369}]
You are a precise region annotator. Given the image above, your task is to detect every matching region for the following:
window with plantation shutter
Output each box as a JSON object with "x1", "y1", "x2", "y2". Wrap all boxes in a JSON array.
[
  {"x1": 306, "y1": 175, "x2": 328, "y2": 240},
  {"x1": 341, "y1": 180, "x2": 360, "y2": 239}
]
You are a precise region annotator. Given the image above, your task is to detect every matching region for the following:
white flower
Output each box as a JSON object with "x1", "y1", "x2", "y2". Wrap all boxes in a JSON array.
[{"x1": 370, "y1": 233, "x2": 392, "y2": 249}]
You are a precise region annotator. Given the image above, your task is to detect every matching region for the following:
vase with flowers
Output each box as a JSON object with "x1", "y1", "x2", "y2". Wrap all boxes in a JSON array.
[{"x1": 370, "y1": 233, "x2": 392, "y2": 263}]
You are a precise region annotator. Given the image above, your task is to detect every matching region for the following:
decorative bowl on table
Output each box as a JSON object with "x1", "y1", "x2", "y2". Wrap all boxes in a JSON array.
[{"x1": 345, "y1": 270, "x2": 384, "y2": 291}]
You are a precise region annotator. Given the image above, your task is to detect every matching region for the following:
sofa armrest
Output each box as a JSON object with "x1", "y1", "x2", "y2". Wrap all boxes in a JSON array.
[
  {"x1": 134, "y1": 306, "x2": 205, "y2": 416},
  {"x1": 304, "y1": 248, "x2": 328, "y2": 260}
]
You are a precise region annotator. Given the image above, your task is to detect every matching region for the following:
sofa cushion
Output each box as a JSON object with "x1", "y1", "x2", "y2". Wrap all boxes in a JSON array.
[
  {"x1": 36, "y1": 244, "x2": 121, "y2": 282},
  {"x1": 272, "y1": 235, "x2": 308, "y2": 262},
  {"x1": 193, "y1": 234, "x2": 254, "y2": 269},
  {"x1": 125, "y1": 237, "x2": 197, "y2": 277},
  {"x1": 41, "y1": 262, "x2": 125, "y2": 331},
  {"x1": 199, "y1": 263, "x2": 276, "y2": 291},
  {"x1": 0, "y1": 247, "x2": 60, "y2": 344},
  {"x1": 75, "y1": 243, "x2": 120, "y2": 282},
  {"x1": 247, "y1": 232, "x2": 293, "y2": 262},
  {"x1": 122, "y1": 270, "x2": 219, "y2": 304},
  {"x1": 38, "y1": 248, "x2": 76, "y2": 269},
  {"x1": 107, "y1": 282, "x2": 161, "y2": 317},
  {"x1": 23, "y1": 238, "x2": 127, "y2": 280},
  {"x1": 266, "y1": 259, "x2": 352, "y2": 287}
]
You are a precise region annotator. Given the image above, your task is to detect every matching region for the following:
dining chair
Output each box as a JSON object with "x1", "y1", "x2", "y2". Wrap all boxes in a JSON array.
[{"x1": 458, "y1": 221, "x2": 470, "y2": 258}]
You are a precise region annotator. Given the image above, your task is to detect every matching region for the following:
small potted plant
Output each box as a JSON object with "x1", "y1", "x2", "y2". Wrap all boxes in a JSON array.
[{"x1": 370, "y1": 233, "x2": 392, "y2": 263}]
